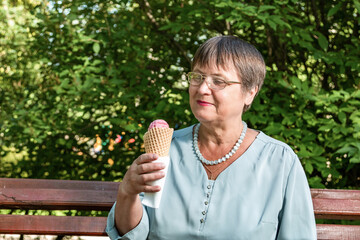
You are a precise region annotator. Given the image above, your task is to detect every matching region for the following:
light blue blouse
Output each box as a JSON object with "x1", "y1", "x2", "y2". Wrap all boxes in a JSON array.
[{"x1": 106, "y1": 125, "x2": 317, "y2": 240}]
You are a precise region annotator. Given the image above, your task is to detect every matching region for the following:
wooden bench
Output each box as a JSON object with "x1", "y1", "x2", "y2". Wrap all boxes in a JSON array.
[{"x1": 1, "y1": 178, "x2": 359, "y2": 239}]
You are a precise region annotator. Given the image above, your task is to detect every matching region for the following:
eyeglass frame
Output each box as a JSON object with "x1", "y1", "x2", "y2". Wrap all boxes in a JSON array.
[{"x1": 186, "y1": 72, "x2": 242, "y2": 90}]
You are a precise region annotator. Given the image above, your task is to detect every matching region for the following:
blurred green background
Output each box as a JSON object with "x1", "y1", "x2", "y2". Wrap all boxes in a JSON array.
[{"x1": 1, "y1": 0, "x2": 359, "y2": 189}]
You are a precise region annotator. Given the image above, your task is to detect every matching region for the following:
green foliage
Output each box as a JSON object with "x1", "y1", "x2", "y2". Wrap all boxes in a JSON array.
[{"x1": 1, "y1": 0, "x2": 359, "y2": 189}]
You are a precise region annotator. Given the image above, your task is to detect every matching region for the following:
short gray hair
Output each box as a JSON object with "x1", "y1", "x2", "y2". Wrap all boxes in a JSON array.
[{"x1": 192, "y1": 35, "x2": 266, "y2": 112}]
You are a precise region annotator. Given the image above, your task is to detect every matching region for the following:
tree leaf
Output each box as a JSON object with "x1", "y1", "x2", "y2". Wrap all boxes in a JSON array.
[
  {"x1": 93, "y1": 42, "x2": 100, "y2": 54},
  {"x1": 354, "y1": 0, "x2": 360, "y2": 13},
  {"x1": 258, "y1": 5, "x2": 276, "y2": 13},
  {"x1": 336, "y1": 146, "x2": 355, "y2": 154},
  {"x1": 350, "y1": 156, "x2": 360, "y2": 163},
  {"x1": 327, "y1": 3, "x2": 342, "y2": 17},
  {"x1": 290, "y1": 76, "x2": 302, "y2": 90},
  {"x1": 268, "y1": 19, "x2": 277, "y2": 30},
  {"x1": 338, "y1": 111, "x2": 346, "y2": 124},
  {"x1": 316, "y1": 32, "x2": 328, "y2": 51},
  {"x1": 305, "y1": 161, "x2": 314, "y2": 174}
]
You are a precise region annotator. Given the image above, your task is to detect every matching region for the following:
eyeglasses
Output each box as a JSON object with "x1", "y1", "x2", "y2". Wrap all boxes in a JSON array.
[{"x1": 186, "y1": 72, "x2": 241, "y2": 91}]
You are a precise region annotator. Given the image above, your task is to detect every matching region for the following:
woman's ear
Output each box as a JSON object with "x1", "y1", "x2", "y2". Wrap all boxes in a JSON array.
[{"x1": 245, "y1": 85, "x2": 259, "y2": 106}]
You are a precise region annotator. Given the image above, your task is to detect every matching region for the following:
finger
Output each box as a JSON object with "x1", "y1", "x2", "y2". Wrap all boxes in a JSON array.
[
  {"x1": 135, "y1": 153, "x2": 159, "y2": 165},
  {"x1": 142, "y1": 185, "x2": 162, "y2": 193},
  {"x1": 137, "y1": 171, "x2": 165, "y2": 184},
  {"x1": 136, "y1": 162, "x2": 165, "y2": 174}
]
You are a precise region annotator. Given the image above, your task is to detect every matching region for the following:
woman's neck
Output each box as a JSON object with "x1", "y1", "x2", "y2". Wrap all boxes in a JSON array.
[{"x1": 198, "y1": 120, "x2": 245, "y2": 146}]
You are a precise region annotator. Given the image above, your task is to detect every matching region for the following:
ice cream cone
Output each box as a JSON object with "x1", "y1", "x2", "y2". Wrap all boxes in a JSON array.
[
  {"x1": 142, "y1": 120, "x2": 173, "y2": 208},
  {"x1": 143, "y1": 127, "x2": 173, "y2": 156}
]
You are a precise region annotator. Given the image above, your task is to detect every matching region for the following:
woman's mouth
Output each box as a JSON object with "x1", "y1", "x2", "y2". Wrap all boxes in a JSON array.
[{"x1": 197, "y1": 100, "x2": 213, "y2": 106}]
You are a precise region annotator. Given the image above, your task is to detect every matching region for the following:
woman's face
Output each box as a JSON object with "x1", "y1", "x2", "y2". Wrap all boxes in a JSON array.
[{"x1": 189, "y1": 64, "x2": 256, "y2": 126}]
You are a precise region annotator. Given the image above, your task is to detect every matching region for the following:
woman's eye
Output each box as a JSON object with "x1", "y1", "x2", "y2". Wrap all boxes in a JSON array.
[
  {"x1": 213, "y1": 78, "x2": 225, "y2": 86},
  {"x1": 193, "y1": 75, "x2": 202, "y2": 82}
]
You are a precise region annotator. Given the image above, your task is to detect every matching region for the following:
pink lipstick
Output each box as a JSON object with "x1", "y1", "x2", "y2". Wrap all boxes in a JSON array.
[{"x1": 197, "y1": 100, "x2": 212, "y2": 106}]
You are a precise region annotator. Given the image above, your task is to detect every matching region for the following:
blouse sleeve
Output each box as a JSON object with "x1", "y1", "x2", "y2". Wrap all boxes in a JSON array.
[
  {"x1": 276, "y1": 155, "x2": 317, "y2": 240},
  {"x1": 106, "y1": 202, "x2": 150, "y2": 240}
]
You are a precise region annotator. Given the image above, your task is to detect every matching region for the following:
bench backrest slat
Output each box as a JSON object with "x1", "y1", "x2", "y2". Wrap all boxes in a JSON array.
[
  {"x1": 316, "y1": 224, "x2": 360, "y2": 240},
  {"x1": 0, "y1": 215, "x2": 107, "y2": 236},
  {"x1": 313, "y1": 198, "x2": 360, "y2": 220},
  {"x1": 311, "y1": 188, "x2": 360, "y2": 220},
  {"x1": 0, "y1": 178, "x2": 119, "y2": 210},
  {"x1": 311, "y1": 188, "x2": 360, "y2": 200}
]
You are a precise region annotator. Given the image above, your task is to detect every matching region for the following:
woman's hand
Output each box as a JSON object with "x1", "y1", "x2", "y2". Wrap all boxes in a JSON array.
[
  {"x1": 115, "y1": 153, "x2": 165, "y2": 235},
  {"x1": 119, "y1": 153, "x2": 166, "y2": 197}
]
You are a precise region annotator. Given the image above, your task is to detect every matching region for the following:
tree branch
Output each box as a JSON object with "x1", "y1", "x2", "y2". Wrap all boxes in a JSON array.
[
  {"x1": 137, "y1": 0, "x2": 191, "y2": 65},
  {"x1": 310, "y1": 0, "x2": 321, "y2": 30}
]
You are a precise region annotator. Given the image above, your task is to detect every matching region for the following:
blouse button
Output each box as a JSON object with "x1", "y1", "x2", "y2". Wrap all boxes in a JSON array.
[
  {"x1": 207, "y1": 185, "x2": 211, "y2": 189},
  {"x1": 202, "y1": 211, "x2": 206, "y2": 215},
  {"x1": 204, "y1": 201, "x2": 208, "y2": 205},
  {"x1": 200, "y1": 218, "x2": 205, "y2": 223}
]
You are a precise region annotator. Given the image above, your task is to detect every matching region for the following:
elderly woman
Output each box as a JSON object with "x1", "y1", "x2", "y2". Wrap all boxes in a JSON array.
[{"x1": 106, "y1": 36, "x2": 317, "y2": 239}]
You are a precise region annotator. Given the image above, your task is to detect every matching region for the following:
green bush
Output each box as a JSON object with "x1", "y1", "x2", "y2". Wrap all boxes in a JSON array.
[{"x1": 1, "y1": 0, "x2": 359, "y2": 189}]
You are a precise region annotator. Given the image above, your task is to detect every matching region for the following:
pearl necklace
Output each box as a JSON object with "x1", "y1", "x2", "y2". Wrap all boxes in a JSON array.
[{"x1": 193, "y1": 121, "x2": 247, "y2": 165}]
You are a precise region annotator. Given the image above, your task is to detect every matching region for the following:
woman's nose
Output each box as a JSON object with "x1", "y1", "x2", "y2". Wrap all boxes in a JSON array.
[{"x1": 198, "y1": 77, "x2": 212, "y2": 93}]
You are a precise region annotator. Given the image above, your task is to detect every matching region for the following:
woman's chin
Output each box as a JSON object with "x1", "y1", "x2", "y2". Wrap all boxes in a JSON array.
[
  {"x1": 191, "y1": 106, "x2": 217, "y2": 123},
  {"x1": 193, "y1": 114, "x2": 215, "y2": 124}
]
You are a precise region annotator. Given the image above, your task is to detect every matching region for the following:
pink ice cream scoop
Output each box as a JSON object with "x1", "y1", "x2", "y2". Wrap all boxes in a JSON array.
[{"x1": 148, "y1": 119, "x2": 169, "y2": 130}]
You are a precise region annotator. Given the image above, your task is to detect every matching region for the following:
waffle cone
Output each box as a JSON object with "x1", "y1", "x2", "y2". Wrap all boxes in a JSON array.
[{"x1": 144, "y1": 127, "x2": 173, "y2": 157}]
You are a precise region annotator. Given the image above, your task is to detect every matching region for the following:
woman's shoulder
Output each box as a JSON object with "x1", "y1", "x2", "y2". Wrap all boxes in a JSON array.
[
  {"x1": 254, "y1": 131, "x2": 298, "y2": 158},
  {"x1": 257, "y1": 131, "x2": 293, "y2": 148},
  {"x1": 251, "y1": 131, "x2": 301, "y2": 175},
  {"x1": 172, "y1": 124, "x2": 195, "y2": 140}
]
